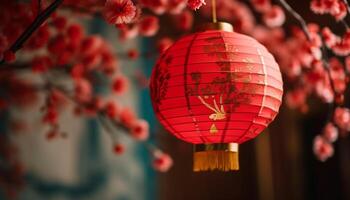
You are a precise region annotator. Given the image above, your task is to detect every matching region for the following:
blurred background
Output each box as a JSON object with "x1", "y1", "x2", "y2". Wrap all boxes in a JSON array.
[{"x1": 1, "y1": 0, "x2": 350, "y2": 200}]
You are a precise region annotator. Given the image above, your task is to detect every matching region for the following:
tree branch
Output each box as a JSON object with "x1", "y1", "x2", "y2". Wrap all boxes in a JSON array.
[{"x1": 0, "y1": 0, "x2": 64, "y2": 66}]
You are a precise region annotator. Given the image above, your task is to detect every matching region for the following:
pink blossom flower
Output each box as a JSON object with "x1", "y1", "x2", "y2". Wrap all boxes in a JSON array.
[
  {"x1": 112, "y1": 76, "x2": 128, "y2": 95},
  {"x1": 168, "y1": 0, "x2": 187, "y2": 14},
  {"x1": 26, "y1": 25, "x2": 51, "y2": 50},
  {"x1": 138, "y1": 16, "x2": 159, "y2": 37},
  {"x1": 48, "y1": 34, "x2": 66, "y2": 55},
  {"x1": 157, "y1": 37, "x2": 173, "y2": 53},
  {"x1": 127, "y1": 49, "x2": 139, "y2": 60},
  {"x1": 46, "y1": 128, "x2": 59, "y2": 141},
  {"x1": 82, "y1": 53, "x2": 102, "y2": 70},
  {"x1": 323, "y1": 123, "x2": 338, "y2": 143},
  {"x1": 322, "y1": 27, "x2": 339, "y2": 48},
  {"x1": 104, "y1": 0, "x2": 137, "y2": 24},
  {"x1": 119, "y1": 107, "x2": 137, "y2": 127},
  {"x1": 74, "y1": 78, "x2": 92, "y2": 103},
  {"x1": 330, "y1": 1, "x2": 346, "y2": 21},
  {"x1": 310, "y1": 0, "x2": 326, "y2": 14},
  {"x1": 130, "y1": 119, "x2": 149, "y2": 141},
  {"x1": 31, "y1": 56, "x2": 52, "y2": 73},
  {"x1": 81, "y1": 36, "x2": 103, "y2": 55},
  {"x1": 104, "y1": 101, "x2": 120, "y2": 119},
  {"x1": 118, "y1": 24, "x2": 139, "y2": 40},
  {"x1": 172, "y1": 10, "x2": 193, "y2": 31},
  {"x1": 113, "y1": 144, "x2": 125, "y2": 155},
  {"x1": 285, "y1": 88, "x2": 308, "y2": 112},
  {"x1": 313, "y1": 135, "x2": 334, "y2": 162},
  {"x1": 187, "y1": 0, "x2": 206, "y2": 10},
  {"x1": 334, "y1": 107, "x2": 350, "y2": 131},
  {"x1": 42, "y1": 106, "x2": 58, "y2": 125},
  {"x1": 140, "y1": 0, "x2": 167, "y2": 15},
  {"x1": 152, "y1": 151, "x2": 173, "y2": 172},
  {"x1": 49, "y1": 89, "x2": 68, "y2": 110},
  {"x1": 315, "y1": 81, "x2": 334, "y2": 103},
  {"x1": 67, "y1": 24, "x2": 84, "y2": 45},
  {"x1": 263, "y1": 5, "x2": 285, "y2": 27},
  {"x1": 310, "y1": 0, "x2": 346, "y2": 21},
  {"x1": 345, "y1": 56, "x2": 350, "y2": 72},
  {"x1": 70, "y1": 63, "x2": 85, "y2": 79},
  {"x1": 286, "y1": 60, "x2": 302, "y2": 78},
  {"x1": 332, "y1": 42, "x2": 350, "y2": 56},
  {"x1": 52, "y1": 16, "x2": 67, "y2": 31}
]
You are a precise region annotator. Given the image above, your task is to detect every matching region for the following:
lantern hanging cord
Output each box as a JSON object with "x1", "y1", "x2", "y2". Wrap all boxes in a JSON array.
[{"x1": 211, "y1": 0, "x2": 217, "y2": 23}]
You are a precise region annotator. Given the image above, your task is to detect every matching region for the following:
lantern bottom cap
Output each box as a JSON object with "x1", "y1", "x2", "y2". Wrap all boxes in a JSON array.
[{"x1": 193, "y1": 143, "x2": 239, "y2": 172}]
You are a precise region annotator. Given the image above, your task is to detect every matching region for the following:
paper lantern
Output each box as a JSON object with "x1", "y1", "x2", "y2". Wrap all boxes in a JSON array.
[{"x1": 150, "y1": 22, "x2": 283, "y2": 171}]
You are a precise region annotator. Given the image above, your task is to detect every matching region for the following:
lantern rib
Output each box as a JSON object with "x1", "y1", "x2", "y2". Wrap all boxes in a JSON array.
[
  {"x1": 182, "y1": 34, "x2": 206, "y2": 143},
  {"x1": 166, "y1": 74, "x2": 283, "y2": 86},
  {"x1": 166, "y1": 62, "x2": 280, "y2": 72},
  {"x1": 256, "y1": 49, "x2": 268, "y2": 117},
  {"x1": 151, "y1": 49, "x2": 187, "y2": 141},
  {"x1": 217, "y1": 32, "x2": 233, "y2": 143},
  {"x1": 168, "y1": 44, "x2": 270, "y2": 52},
  {"x1": 159, "y1": 118, "x2": 273, "y2": 127},
  {"x1": 160, "y1": 107, "x2": 276, "y2": 116},
  {"x1": 158, "y1": 100, "x2": 281, "y2": 112},
  {"x1": 167, "y1": 52, "x2": 275, "y2": 62},
  {"x1": 234, "y1": 48, "x2": 268, "y2": 144},
  {"x1": 173, "y1": 35, "x2": 258, "y2": 42},
  {"x1": 169, "y1": 47, "x2": 272, "y2": 56},
  {"x1": 160, "y1": 88, "x2": 283, "y2": 99},
  {"x1": 164, "y1": 84, "x2": 282, "y2": 94},
  {"x1": 159, "y1": 106, "x2": 280, "y2": 118},
  {"x1": 166, "y1": 130, "x2": 269, "y2": 141}
]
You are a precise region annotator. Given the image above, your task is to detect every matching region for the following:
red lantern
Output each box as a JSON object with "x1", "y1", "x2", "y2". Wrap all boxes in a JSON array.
[{"x1": 150, "y1": 22, "x2": 283, "y2": 171}]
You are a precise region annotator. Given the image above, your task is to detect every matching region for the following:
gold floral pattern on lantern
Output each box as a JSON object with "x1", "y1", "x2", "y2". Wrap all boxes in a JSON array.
[{"x1": 198, "y1": 95, "x2": 226, "y2": 134}]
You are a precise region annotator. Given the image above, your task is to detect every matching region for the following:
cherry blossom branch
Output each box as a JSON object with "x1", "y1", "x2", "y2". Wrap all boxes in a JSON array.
[
  {"x1": 341, "y1": 20, "x2": 349, "y2": 29},
  {"x1": 277, "y1": 0, "x2": 339, "y2": 124},
  {"x1": 277, "y1": 0, "x2": 337, "y2": 83},
  {"x1": 41, "y1": 80, "x2": 154, "y2": 148},
  {"x1": 0, "y1": 0, "x2": 64, "y2": 66}
]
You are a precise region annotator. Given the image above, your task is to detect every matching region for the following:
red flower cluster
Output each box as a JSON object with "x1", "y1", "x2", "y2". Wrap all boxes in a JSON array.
[
  {"x1": 187, "y1": 0, "x2": 206, "y2": 10},
  {"x1": 104, "y1": 0, "x2": 137, "y2": 24},
  {"x1": 310, "y1": 0, "x2": 347, "y2": 21},
  {"x1": 152, "y1": 151, "x2": 173, "y2": 172}
]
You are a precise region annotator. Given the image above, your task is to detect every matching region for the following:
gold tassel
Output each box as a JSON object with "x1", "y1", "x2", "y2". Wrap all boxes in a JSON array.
[{"x1": 193, "y1": 143, "x2": 239, "y2": 172}]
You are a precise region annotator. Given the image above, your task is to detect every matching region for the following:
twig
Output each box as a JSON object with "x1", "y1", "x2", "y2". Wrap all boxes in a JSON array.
[
  {"x1": 0, "y1": 0, "x2": 64, "y2": 66},
  {"x1": 341, "y1": 19, "x2": 350, "y2": 30}
]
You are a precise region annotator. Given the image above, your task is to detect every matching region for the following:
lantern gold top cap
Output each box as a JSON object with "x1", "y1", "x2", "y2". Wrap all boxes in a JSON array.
[{"x1": 197, "y1": 22, "x2": 234, "y2": 32}]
